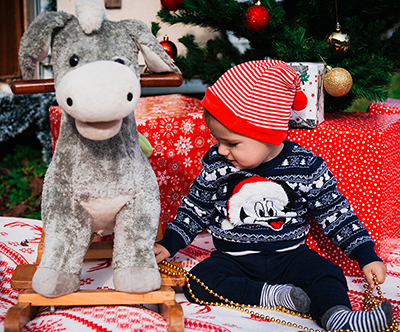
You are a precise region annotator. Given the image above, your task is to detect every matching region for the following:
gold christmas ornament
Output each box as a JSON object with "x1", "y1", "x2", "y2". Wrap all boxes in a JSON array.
[
  {"x1": 326, "y1": 22, "x2": 350, "y2": 52},
  {"x1": 326, "y1": 0, "x2": 350, "y2": 52},
  {"x1": 324, "y1": 66, "x2": 353, "y2": 97}
]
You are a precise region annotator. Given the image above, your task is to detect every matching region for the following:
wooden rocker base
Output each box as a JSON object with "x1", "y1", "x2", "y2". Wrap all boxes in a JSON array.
[
  {"x1": 5, "y1": 265, "x2": 185, "y2": 332},
  {"x1": 6, "y1": 233, "x2": 185, "y2": 332},
  {"x1": 5, "y1": 287, "x2": 184, "y2": 332}
]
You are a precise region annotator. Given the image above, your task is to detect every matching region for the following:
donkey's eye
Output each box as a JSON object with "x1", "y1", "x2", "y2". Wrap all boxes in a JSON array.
[
  {"x1": 114, "y1": 58, "x2": 125, "y2": 65},
  {"x1": 69, "y1": 55, "x2": 79, "y2": 67}
]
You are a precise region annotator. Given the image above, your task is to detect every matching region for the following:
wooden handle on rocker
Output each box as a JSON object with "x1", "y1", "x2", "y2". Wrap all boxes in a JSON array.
[{"x1": 11, "y1": 73, "x2": 184, "y2": 95}]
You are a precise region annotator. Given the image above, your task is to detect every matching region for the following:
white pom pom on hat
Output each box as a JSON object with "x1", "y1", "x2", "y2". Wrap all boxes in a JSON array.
[{"x1": 201, "y1": 60, "x2": 308, "y2": 145}]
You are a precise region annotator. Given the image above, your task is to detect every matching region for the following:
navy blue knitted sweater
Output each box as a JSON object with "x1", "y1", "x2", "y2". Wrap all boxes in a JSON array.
[{"x1": 158, "y1": 141, "x2": 381, "y2": 269}]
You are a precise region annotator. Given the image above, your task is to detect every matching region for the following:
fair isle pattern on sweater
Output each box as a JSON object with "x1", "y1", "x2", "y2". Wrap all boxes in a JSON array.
[{"x1": 163, "y1": 141, "x2": 377, "y2": 265}]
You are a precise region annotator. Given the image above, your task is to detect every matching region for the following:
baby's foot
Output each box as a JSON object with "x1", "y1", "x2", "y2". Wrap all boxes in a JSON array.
[
  {"x1": 260, "y1": 283, "x2": 311, "y2": 313},
  {"x1": 322, "y1": 300, "x2": 393, "y2": 332}
]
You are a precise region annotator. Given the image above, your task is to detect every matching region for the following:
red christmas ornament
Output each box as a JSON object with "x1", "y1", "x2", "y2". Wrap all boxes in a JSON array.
[
  {"x1": 161, "y1": 0, "x2": 183, "y2": 10},
  {"x1": 160, "y1": 35, "x2": 178, "y2": 60},
  {"x1": 244, "y1": 1, "x2": 270, "y2": 32}
]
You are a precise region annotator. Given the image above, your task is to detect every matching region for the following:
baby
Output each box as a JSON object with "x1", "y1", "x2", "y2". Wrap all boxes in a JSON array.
[{"x1": 154, "y1": 60, "x2": 393, "y2": 331}]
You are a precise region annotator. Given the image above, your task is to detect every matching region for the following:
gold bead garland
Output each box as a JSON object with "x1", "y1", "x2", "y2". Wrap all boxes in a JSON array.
[{"x1": 159, "y1": 260, "x2": 398, "y2": 332}]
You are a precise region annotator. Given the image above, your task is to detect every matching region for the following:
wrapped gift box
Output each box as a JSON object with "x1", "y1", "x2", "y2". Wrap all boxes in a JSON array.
[
  {"x1": 288, "y1": 62, "x2": 325, "y2": 129},
  {"x1": 368, "y1": 98, "x2": 400, "y2": 115},
  {"x1": 49, "y1": 94, "x2": 216, "y2": 232},
  {"x1": 288, "y1": 113, "x2": 400, "y2": 276}
]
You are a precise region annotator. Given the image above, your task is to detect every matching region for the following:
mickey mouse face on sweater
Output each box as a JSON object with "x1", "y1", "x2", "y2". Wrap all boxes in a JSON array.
[{"x1": 222, "y1": 176, "x2": 297, "y2": 231}]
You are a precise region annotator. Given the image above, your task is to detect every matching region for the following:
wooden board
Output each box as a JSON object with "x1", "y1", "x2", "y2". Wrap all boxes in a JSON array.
[
  {"x1": 11, "y1": 73, "x2": 183, "y2": 95},
  {"x1": 18, "y1": 287, "x2": 176, "y2": 306},
  {"x1": 11, "y1": 262, "x2": 185, "y2": 289}
]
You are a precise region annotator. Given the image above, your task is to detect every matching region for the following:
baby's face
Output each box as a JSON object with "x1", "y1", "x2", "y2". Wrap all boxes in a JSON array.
[{"x1": 205, "y1": 115, "x2": 284, "y2": 170}]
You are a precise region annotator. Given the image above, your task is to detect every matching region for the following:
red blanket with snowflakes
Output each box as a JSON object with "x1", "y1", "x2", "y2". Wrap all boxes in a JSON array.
[{"x1": 1, "y1": 217, "x2": 399, "y2": 331}]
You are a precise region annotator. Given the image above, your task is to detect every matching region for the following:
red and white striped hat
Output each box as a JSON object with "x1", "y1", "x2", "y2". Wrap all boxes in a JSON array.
[{"x1": 201, "y1": 60, "x2": 307, "y2": 145}]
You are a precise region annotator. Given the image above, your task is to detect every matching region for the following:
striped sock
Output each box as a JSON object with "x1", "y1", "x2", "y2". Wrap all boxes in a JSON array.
[
  {"x1": 260, "y1": 283, "x2": 310, "y2": 313},
  {"x1": 323, "y1": 301, "x2": 393, "y2": 332}
]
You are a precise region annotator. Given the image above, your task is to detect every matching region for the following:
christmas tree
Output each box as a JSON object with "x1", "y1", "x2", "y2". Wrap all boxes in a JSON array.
[{"x1": 157, "y1": 0, "x2": 400, "y2": 112}]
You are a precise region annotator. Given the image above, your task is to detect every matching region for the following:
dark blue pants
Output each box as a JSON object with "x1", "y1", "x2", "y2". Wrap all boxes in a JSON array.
[{"x1": 183, "y1": 244, "x2": 351, "y2": 326}]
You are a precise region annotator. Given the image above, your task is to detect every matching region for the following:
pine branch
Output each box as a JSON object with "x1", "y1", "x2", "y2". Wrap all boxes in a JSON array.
[{"x1": 157, "y1": 0, "x2": 400, "y2": 112}]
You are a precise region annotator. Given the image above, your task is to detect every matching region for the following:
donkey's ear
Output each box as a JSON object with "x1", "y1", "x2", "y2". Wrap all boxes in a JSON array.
[
  {"x1": 119, "y1": 19, "x2": 181, "y2": 74},
  {"x1": 19, "y1": 11, "x2": 74, "y2": 80}
]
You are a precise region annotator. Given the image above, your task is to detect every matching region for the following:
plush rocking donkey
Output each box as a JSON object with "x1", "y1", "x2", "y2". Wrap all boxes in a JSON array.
[{"x1": 18, "y1": 0, "x2": 180, "y2": 297}]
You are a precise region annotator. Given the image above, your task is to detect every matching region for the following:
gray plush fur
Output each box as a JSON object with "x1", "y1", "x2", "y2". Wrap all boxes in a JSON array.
[{"x1": 19, "y1": 0, "x2": 180, "y2": 297}]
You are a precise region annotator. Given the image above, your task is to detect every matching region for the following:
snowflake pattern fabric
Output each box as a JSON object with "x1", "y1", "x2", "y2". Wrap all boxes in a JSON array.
[{"x1": 0, "y1": 217, "x2": 399, "y2": 331}]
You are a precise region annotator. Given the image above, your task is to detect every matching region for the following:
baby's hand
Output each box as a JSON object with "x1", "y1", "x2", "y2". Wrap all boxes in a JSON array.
[
  {"x1": 153, "y1": 243, "x2": 171, "y2": 264},
  {"x1": 362, "y1": 261, "x2": 387, "y2": 289}
]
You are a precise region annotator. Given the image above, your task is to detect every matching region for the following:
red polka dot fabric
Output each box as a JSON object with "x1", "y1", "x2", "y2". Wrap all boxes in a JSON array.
[
  {"x1": 368, "y1": 98, "x2": 400, "y2": 115},
  {"x1": 289, "y1": 112, "x2": 400, "y2": 276}
]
